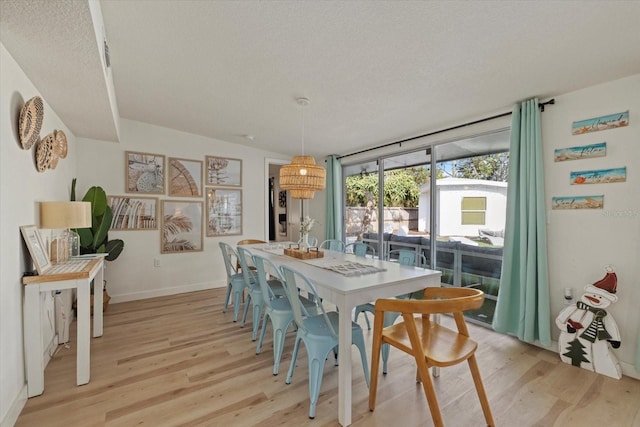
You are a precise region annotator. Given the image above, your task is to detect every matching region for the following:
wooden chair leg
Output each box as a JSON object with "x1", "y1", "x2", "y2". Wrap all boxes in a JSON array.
[
  {"x1": 416, "y1": 357, "x2": 444, "y2": 427},
  {"x1": 368, "y1": 328, "x2": 383, "y2": 410},
  {"x1": 467, "y1": 355, "x2": 495, "y2": 427}
]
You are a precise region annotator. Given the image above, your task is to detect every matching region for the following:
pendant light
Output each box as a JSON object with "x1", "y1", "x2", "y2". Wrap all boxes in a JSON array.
[{"x1": 279, "y1": 97, "x2": 326, "y2": 199}]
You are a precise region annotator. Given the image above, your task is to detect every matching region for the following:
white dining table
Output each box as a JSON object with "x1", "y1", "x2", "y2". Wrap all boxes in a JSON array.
[{"x1": 246, "y1": 244, "x2": 442, "y2": 426}]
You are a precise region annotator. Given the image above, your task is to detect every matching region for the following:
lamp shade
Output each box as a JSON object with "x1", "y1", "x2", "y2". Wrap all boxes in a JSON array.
[
  {"x1": 279, "y1": 156, "x2": 326, "y2": 199},
  {"x1": 40, "y1": 201, "x2": 92, "y2": 229}
]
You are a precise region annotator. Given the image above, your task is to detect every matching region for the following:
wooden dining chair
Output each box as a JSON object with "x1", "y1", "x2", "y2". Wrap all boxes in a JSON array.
[
  {"x1": 369, "y1": 287, "x2": 494, "y2": 427},
  {"x1": 236, "y1": 239, "x2": 266, "y2": 271}
]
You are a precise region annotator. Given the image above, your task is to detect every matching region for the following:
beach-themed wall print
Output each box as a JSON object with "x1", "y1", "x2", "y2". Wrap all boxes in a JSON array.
[
  {"x1": 205, "y1": 156, "x2": 242, "y2": 187},
  {"x1": 554, "y1": 142, "x2": 606, "y2": 162},
  {"x1": 206, "y1": 187, "x2": 242, "y2": 236},
  {"x1": 126, "y1": 151, "x2": 165, "y2": 194},
  {"x1": 161, "y1": 200, "x2": 203, "y2": 253},
  {"x1": 168, "y1": 157, "x2": 203, "y2": 197},
  {"x1": 570, "y1": 167, "x2": 626, "y2": 185},
  {"x1": 108, "y1": 196, "x2": 159, "y2": 230},
  {"x1": 572, "y1": 111, "x2": 629, "y2": 135},
  {"x1": 552, "y1": 195, "x2": 604, "y2": 210}
]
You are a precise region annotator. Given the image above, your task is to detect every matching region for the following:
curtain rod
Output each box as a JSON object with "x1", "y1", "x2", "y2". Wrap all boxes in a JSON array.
[{"x1": 337, "y1": 98, "x2": 555, "y2": 160}]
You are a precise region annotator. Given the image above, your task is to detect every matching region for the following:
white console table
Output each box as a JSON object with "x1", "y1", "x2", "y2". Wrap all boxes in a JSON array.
[{"x1": 22, "y1": 257, "x2": 105, "y2": 397}]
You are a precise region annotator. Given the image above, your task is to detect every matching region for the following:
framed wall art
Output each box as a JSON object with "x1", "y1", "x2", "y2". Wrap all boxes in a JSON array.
[
  {"x1": 570, "y1": 167, "x2": 626, "y2": 185},
  {"x1": 108, "y1": 196, "x2": 159, "y2": 230},
  {"x1": 206, "y1": 187, "x2": 242, "y2": 236},
  {"x1": 552, "y1": 196, "x2": 604, "y2": 210},
  {"x1": 554, "y1": 142, "x2": 606, "y2": 162},
  {"x1": 572, "y1": 111, "x2": 629, "y2": 135},
  {"x1": 205, "y1": 156, "x2": 242, "y2": 187},
  {"x1": 126, "y1": 151, "x2": 165, "y2": 194},
  {"x1": 161, "y1": 200, "x2": 203, "y2": 253},
  {"x1": 169, "y1": 157, "x2": 203, "y2": 197},
  {"x1": 20, "y1": 225, "x2": 51, "y2": 274}
]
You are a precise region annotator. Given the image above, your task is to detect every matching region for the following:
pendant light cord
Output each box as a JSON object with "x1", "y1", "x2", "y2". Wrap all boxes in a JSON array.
[{"x1": 297, "y1": 97, "x2": 310, "y2": 156}]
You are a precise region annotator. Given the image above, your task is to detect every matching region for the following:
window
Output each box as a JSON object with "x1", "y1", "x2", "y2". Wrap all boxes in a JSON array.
[
  {"x1": 343, "y1": 128, "x2": 509, "y2": 325},
  {"x1": 461, "y1": 197, "x2": 486, "y2": 225}
]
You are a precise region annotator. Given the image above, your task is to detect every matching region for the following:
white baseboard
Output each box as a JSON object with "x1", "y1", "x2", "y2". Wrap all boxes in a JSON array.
[
  {"x1": 1, "y1": 385, "x2": 27, "y2": 427},
  {"x1": 109, "y1": 280, "x2": 226, "y2": 304}
]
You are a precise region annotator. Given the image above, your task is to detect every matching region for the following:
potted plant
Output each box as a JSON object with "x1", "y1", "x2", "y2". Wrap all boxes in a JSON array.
[{"x1": 71, "y1": 178, "x2": 124, "y2": 312}]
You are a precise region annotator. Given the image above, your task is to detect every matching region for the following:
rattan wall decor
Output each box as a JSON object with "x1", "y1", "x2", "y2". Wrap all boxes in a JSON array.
[
  {"x1": 35, "y1": 133, "x2": 55, "y2": 172},
  {"x1": 18, "y1": 96, "x2": 44, "y2": 150}
]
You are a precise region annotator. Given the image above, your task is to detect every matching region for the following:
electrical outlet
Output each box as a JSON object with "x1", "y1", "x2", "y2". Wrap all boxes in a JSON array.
[{"x1": 154, "y1": 258, "x2": 161, "y2": 267}]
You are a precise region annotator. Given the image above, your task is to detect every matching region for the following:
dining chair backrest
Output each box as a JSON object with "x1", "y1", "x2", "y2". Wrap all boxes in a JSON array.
[
  {"x1": 306, "y1": 235, "x2": 319, "y2": 248},
  {"x1": 236, "y1": 239, "x2": 266, "y2": 269},
  {"x1": 280, "y1": 265, "x2": 337, "y2": 338},
  {"x1": 237, "y1": 239, "x2": 266, "y2": 245},
  {"x1": 319, "y1": 239, "x2": 345, "y2": 252},
  {"x1": 219, "y1": 242, "x2": 239, "y2": 278},
  {"x1": 386, "y1": 249, "x2": 426, "y2": 267},
  {"x1": 236, "y1": 246, "x2": 257, "y2": 286},
  {"x1": 347, "y1": 242, "x2": 375, "y2": 258},
  {"x1": 252, "y1": 254, "x2": 283, "y2": 310}
]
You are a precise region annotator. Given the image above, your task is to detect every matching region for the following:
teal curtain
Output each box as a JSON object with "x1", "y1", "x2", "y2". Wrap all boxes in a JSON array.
[
  {"x1": 492, "y1": 98, "x2": 551, "y2": 346},
  {"x1": 324, "y1": 155, "x2": 342, "y2": 241}
]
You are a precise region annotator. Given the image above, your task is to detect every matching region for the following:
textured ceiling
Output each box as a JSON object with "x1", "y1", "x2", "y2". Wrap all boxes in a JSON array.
[
  {"x1": 0, "y1": 0, "x2": 119, "y2": 141},
  {"x1": 2, "y1": 1, "x2": 640, "y2": 158}
]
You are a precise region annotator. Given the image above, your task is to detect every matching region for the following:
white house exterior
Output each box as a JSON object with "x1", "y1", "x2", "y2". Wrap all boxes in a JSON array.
[{"x1": 419, "y1": 178, "x2": 507, "y2": 239}]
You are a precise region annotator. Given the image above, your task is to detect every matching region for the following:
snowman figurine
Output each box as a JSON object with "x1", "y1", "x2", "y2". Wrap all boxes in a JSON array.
[{"x1": 555, "y1": 266, "x2": 622, "y2": 379}]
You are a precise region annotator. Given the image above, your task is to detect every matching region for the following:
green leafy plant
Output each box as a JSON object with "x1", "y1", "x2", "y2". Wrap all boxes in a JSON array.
[{"x1": 71, "y1": 178, "x2": 124, "y2": 261}]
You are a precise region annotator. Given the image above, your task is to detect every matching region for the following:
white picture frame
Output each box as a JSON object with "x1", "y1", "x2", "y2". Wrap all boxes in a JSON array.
[{"x1": 20, "y1": 225, "x2": 51, "y2": 274}]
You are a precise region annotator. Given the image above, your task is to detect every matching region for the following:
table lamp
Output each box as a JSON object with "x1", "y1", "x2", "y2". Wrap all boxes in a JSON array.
[{"x1": 40, "y1": 201, "x2": 92, "y2": 263}]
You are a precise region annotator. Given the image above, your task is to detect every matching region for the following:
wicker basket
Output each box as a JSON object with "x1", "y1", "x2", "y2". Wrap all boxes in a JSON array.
[{"x1": 284, "y1": 248, "x2": 324, "y2": 260}]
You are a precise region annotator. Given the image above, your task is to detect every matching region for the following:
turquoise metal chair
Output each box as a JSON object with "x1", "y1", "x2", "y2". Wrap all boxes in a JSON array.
[
  {"x1": 253, "y1": 254, "x2": 318, "y2": 375},
  {"x1": 219, "y1": 242, "x2": 248, "y2": 322},
  {"x1": 280, "y1": 265, "x2": 370, "y2": 419},
  {"x1": 236, "y1": 246, "x2": 285, "y2": 341},
  {"x1": 354, "y1": 249, "x2": 427, "y2": 374},
  {"x1": 319, "y1": 239, "x2": 345, "y2": 252},
  {"x1": 345, "y1": 241, "x2": 376, "y2": 258}
]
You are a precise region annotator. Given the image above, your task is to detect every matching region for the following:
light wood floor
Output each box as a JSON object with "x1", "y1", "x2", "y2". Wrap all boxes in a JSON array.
[{"x1": 16, "y1": 288, "x2": 640, "y2": 427}]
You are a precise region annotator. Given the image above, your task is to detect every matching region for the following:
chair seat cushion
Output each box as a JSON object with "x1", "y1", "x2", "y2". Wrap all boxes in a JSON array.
[{"x1": 383, "y1": 317, "x2": 477, "y2": 367}]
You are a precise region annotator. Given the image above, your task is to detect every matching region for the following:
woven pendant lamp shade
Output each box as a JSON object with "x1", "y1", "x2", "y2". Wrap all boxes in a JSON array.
[{"x1": 279, "y1": 155, "x2": 326, "y2": 199}]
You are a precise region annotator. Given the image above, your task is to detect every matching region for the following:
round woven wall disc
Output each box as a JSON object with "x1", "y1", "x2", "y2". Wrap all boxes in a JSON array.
[
  {"x1": 54, "y1": 130, "x2": 68, "y2": 158},
  {"x1": 36, "y1": 133, "x2": 55, "y2": 172},
  {"x1": 19, "y1": 96, "x2": 44, "y2": 150}
]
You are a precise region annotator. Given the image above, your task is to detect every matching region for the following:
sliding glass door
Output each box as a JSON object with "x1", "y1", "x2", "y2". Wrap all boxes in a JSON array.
[{"x1": 342, "y1": 129, "x2": 509, "y2": 325}]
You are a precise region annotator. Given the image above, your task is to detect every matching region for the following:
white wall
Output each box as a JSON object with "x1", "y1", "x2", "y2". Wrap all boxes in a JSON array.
[
  {"x1": 544, "y1": 74, "x2": 640, "y2": 378},
  {"x1": 1, "y1": 43, "x2": 78, "y2": 426},
  {"x1": 75, "y1": 119, "x2": 288, "y2": 303}
]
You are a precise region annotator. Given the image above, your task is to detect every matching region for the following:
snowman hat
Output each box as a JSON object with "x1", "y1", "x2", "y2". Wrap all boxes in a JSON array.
[{"x1": 583, "y1": 268, "x2": 618, "y2": 302}]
